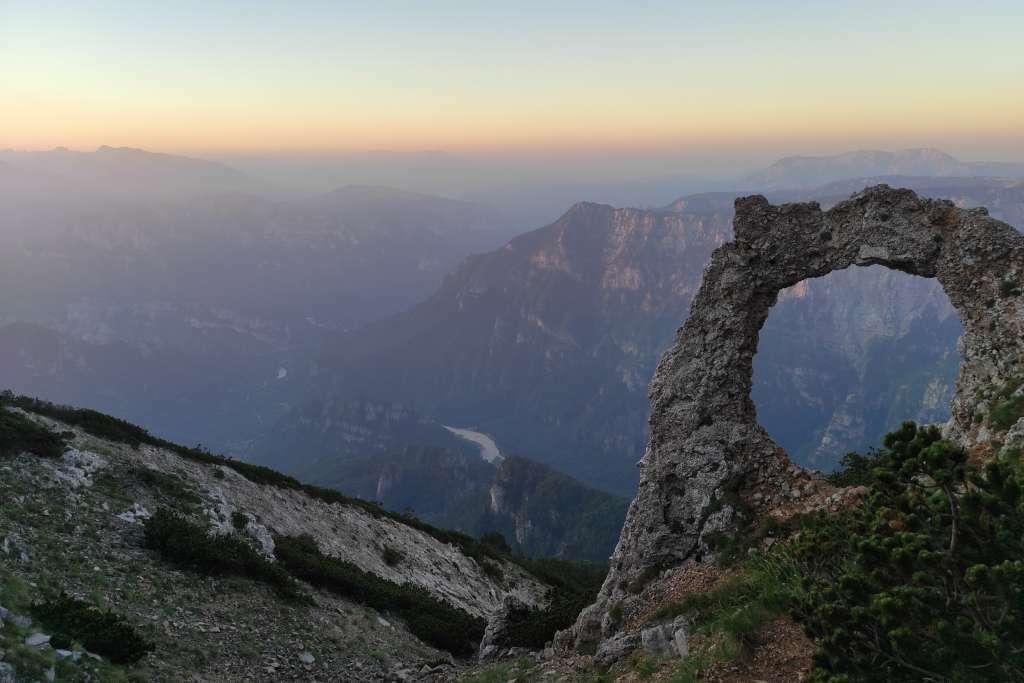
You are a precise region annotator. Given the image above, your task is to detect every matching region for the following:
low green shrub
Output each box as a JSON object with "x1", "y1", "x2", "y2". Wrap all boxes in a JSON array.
[
  {"x1": 231, "y1": 510, "x2": 249, "y2": 531},
  {"x1": 990, "y1": 394, "x2": 1024, "y2": 431},
  {"x1": 664, "y1": 421, "x2": 1024, "y2": 682},
  {"x1": 30, "y1": 594, "x2": 153, "y2": 665},
  {"x1": 826, "y1": 449, "x2": 884, "y2": 487},
  {"x1": 791, "y1": 422, "x2": 1024, "y2": 681},
  {"x1": 480, "y1": 559, "x2": 504, "y2": 582},
  {"x1": 0, "y1": 409, "x2": 67, "y2": 458},
  {"x1": 130, "y1": 467, "x2": 201, "y2": 506},
  {"x1": 480, "y1": 531, "x2": 512, "y2": 553},
  {"x1": 143, "y1": 509, "x2": 305, "y2": 603},
  {"x1": 274, "y1": 534, "x2": 484, "y2": 656},
  {"x1": 3, "y1": 394, "x2": 149, "y2": 447}
]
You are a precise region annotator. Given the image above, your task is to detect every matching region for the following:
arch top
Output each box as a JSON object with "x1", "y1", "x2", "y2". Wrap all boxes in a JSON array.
[{"x1": 731, "y1": 184, "x2": 965, "y2": 283}]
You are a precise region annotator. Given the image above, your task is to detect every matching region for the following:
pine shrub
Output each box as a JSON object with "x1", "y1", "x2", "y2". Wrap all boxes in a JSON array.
[
  {"x1": 31, "y1": 594, "x2": 153, "y2": 664},
  {"x1": 274, "y1": 534, "x2": 484, "y2": 656},
  {"x1": 143, "y1": 509, "x2": 306, "y2": 603}
]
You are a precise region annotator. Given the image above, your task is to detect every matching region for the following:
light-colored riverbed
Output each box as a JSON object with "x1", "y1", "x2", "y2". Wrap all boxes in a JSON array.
[{"x1": 443, "y1": 426, "x2": 503, "y2": 464}]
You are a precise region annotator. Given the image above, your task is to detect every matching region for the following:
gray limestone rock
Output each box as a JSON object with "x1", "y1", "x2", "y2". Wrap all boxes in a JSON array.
[
  {"x1": 640, "y1": 624, "x2": 673, "y2": 655},
  {"x1": 563, "y1": 185, "x2": 1024, "y2": 654},
  {"x1": 477, "y1": 595, "x2": 530, "y2": 662},
  {"x1": 673, "y1": 625, "x2": 688, "y2": 658},
  {"x1": 594, "y1": 630, "x2": 640, "y2": 666},
  {"x1": 24, "y1": 633, "x2": 51, "y2": 648}
]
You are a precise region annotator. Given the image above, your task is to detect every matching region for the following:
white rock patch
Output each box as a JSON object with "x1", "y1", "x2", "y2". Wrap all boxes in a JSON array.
[
  {"x1": 54, "y1": 449, "x2": 108, "y2": 489},
  {"x1": 117, "y1": 502, "x2": 152, "y2": 524}
]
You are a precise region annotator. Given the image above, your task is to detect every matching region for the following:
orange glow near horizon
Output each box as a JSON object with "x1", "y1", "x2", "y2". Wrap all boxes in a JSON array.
[{"x1": 2, "y1": 2, "x2": 1023, "y2": 159}]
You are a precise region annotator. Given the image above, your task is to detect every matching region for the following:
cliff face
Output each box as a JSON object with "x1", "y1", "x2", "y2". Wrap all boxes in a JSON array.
[{"x1": 563, "y1": 185, "x2": 1024, "y2": 655}]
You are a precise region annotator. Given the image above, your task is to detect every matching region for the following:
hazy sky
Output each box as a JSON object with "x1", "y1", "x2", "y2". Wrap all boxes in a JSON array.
[{"x1": 3, "y1": 1, "x2": 1023, "y2": 159}]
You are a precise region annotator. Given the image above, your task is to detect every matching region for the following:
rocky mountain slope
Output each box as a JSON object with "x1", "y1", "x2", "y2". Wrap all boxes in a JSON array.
[
  {"x1": 266, "y1": 177, "x2": 1022, "y2": 496},
  {"x1": 0, "y1": 396, "x2": 552, "y2": 682}
]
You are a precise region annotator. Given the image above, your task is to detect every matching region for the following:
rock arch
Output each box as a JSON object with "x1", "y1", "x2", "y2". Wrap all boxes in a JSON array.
[{"x1": 565, "y1": 185, "x2": 1024, "y2": 654}]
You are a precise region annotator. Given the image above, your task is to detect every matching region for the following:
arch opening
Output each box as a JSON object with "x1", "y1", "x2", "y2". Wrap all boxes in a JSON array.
[{"x1": 752, "y1": 264, "x2": 964, "y2": 471}]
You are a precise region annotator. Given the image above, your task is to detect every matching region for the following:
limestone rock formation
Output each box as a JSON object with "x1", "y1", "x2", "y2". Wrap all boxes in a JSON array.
[{"x1": 564, "y1": 185, "x2": 1024, "y2": 653}]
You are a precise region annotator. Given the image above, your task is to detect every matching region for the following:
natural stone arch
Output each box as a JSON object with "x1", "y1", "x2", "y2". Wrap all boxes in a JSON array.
[{"x1": 564, "y1": 185, "x2": 1024, "y2": 654}]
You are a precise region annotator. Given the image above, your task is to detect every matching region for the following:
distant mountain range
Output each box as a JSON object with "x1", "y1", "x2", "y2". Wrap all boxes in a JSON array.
[
  {"x1": 0, "y1": 146, "x2": 263, "y2": 201},
  {"x1": 744, "y1": 148, "x2": 1024, "y2": 190}
]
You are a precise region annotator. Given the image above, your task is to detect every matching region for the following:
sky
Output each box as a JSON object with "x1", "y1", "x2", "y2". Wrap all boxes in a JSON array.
[{"x1": 2, "y1": 1, "x2": 1023, "y2": 160}]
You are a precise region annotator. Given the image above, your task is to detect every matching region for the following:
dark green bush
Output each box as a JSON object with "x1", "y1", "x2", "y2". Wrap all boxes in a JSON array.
[
  {"x1": 501, "y1": 593, "x2": 587, "y2": 649},
  {"x1": 131, "y1": 467, "x2": 201, "y2": 506},
  {"x1": 990, "y1": 395, "x2": 1024, "y2": 431},
  {"x1": 274, "y1": 534, "x2": 484, "y2": 656},
  {"x1": 791, "y1": 422, "x2": 1024, "y2": 682},
  {"x1": 143, "y1": 509, "x2": 306, "y2": 603},
  {"x1": 480, "y1": 558, "x2": 505, "y2": 582},
  {"x1": 826, "y1": 449, "x2": 884, "y2": 487},
  {"x1": 0, "y1": 409, "x2": 67, "y2": 458},
  {"x1": 3, "y1": 395, "x2": 149, "y2": 447},
  {"x1": 480, "y1": 531, "x2": 512, "y2": 554},
  {"x1": 231, "y1": 510, "x2": 249, "y2": 531},
  {"x1": 31, "y1": 594, "x2": 153, "y2": 664}
]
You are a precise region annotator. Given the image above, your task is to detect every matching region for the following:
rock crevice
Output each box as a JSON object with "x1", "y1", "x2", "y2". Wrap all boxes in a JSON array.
[{"x1": 564, "y1": 185, "x2": 1024, "y2": 652}]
